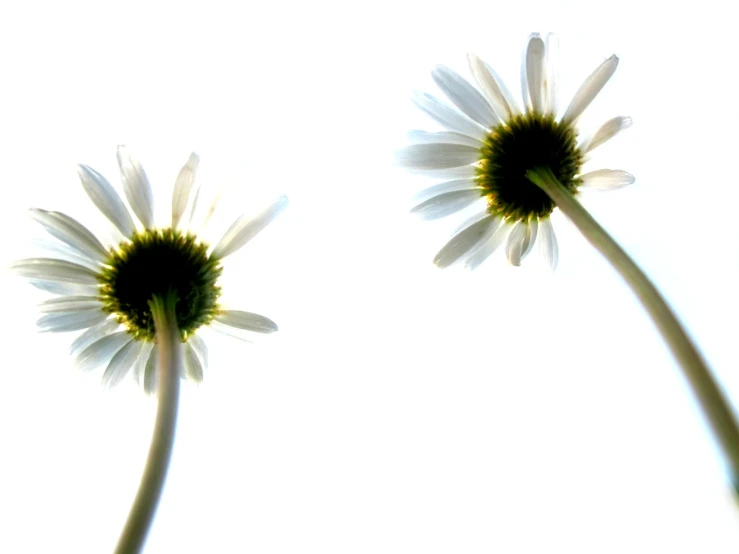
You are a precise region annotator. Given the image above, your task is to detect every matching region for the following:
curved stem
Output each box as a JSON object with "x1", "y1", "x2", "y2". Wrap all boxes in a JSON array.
[
  {"x1": 527, "y1": 166, "x2": 739, "y2": 491},
  {"x1": 115, "y1": 294, "x2": 182, "y2": 554}
]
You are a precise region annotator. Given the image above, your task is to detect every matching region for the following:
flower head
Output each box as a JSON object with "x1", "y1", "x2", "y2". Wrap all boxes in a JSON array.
[
  {"x1": 11, "y1": 147, "x2": 287, "y2": 391},
  {"x1": 396, "y1": 33, "x2": 633, "y2": 270}
]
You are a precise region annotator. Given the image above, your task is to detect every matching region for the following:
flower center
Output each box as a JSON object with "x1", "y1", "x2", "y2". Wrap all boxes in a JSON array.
[
  {"x1": 98, "y1": 229, "x2": 223, "y2": 341},
  {"x1": 476, "y1": 113, "x2": 583, "y2": 221}
]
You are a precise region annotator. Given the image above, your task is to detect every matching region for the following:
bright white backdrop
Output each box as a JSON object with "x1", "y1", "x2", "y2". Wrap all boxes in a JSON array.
[{"x1": 1, "y1": 1, "x2": 738, "y2": 552}]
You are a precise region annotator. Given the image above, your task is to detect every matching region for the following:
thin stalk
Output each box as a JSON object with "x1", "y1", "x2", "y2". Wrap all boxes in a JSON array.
[
  {"x1": 527, "y1": 167, "x2": 739, "y2": 492},
  {"x1": 115, "y1": 294, "x2": 182, "y2": 553}
]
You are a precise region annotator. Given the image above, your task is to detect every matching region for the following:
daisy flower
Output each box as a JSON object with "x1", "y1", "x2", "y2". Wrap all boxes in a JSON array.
[
  {"x1": 11, "y1": 146, "x2": 287, "y2": 392},
  {"x1": 396, "y1": 33, "x2": 633, "y2": 270},
  {"x1": 395, "y1": 33, "x2": 739, "y2": 498}
]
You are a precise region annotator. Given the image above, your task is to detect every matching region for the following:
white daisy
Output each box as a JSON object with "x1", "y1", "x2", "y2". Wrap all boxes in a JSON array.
[
  {"x1": 11, "y1": 146, "x2": 287, "y2": 392},
  {"x1": 396, "y1": 33, "x2": 633, "y2": 270}
]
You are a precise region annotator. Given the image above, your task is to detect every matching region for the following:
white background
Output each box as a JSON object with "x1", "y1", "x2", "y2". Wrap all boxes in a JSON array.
[{"x1": 1, "y1": 0, "x2": 738, "y2": 552}]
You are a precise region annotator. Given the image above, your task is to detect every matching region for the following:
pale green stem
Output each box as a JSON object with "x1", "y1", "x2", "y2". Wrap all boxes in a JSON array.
[
  {"x1": 115, "y1": 294, "x2": 182, "y2": 554},
  {"x1": 527, "y1": 166, "x2": 739, "y2": 493}
]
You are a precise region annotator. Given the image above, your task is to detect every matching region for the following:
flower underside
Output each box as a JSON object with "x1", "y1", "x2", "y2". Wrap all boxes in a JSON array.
[
  {"x1": 99, "y1": 228, "x2": 222, "y2": 341},
  {"x1": 477, "y1": 113, "x2": 583, "y2": 221}
]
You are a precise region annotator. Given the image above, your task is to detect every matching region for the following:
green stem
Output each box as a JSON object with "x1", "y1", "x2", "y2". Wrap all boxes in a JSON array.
[
  {"x1": 115, "y1": 294, "x2": 182, "y2": 554},
  {"x1": 527, "y1": 166, "x2": 739, "y2": 491}
]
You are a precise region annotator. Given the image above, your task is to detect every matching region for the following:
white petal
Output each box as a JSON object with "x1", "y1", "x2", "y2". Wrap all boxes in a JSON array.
[
  {"x1": 11, "y1": 258, "x2": 100, "y2": 285},
  {"x1": 183, "y1": 342, "x2": 204, "y2": 382},
  {"x1": 451, "y1": 210, "x2": 492, "y2": 235},
  {"x1": 538, "y1": 218, "x2": 559, "y2": 271},
  {"x1": 561, "y1": 55, "x2": 619, "y2": 125},
  {"x1": 117, "y1": 146, "x2": 155, "y2": 229},
  {"x1": 505, "y1": 222, "x2": 525, "y2": 266},
  {"x1": 411, "y1": 190, "x2": 483, "y2": 220},
  {"x1": 521, "y1": 218, "x2": 538, "y2": 260},
  {"x1": 77, "y1": 164, "x2": 136, "y2": 237},
  {"x1": 406, "y1": 130, "x2": 484, "y2": 149},
  {"x1": 526, "y1": 35, "x2": 546, "y2": 114},
  {"x1": 30, "y1": 238, "x2": 101, "y2": 272},
  {"x1": 143, "y1": 344, "x2": 159, "y2": 395},
  {"x1": 520, "y1": 35, "x2": 532, "y2": 111},
  {"x1": 188, "y1": 183, "x2": 203, "y2": 228},
  {"x1": 414, "y1": 179, "x2": 480, "y2": 203},
  {"x1": 76, "y1": 331, "x2": 131, "y2": 372},
  {"x1": 582, "y1": 116, "x2": 633, "y2": 153},
  {"x1": 404, "y1": 164, "x2": 478, "y2": 179},
  {"x1": 29, "y1": 279, "x2": 99, "y2": 296},
  {"x1": 579, "y1": 169, "x2": 635, "y2": 191},
  {"x1": 543, "y1": 33, "x2": 558, "y2": 115},
  {"x1": 464, "y1": 223, "x2": 509, "y2": 270},
  {"x1": 198, "y1": 186, "x2": 226, "y2": 233},
  {"x1": 102, "y1": 339, "x2": 144, "y2": 387},
  {"x1": 467, "y1": 53, "x2": 519, "y2": 120},
  {"x1": 71, "y1": 318, "x2": 121, "y2": 358},
  {"x1": 505, "y1": 220, "x2": 536, "y2": 266},
  {"x1": 133, "y1": 342, "x2": 154, "y2": 384},
  {"x1": 215, "y1": 310, "x2": 278, "y2": 334},
  {"x1": 211, "y1": 195, "x2": 289, "y2": 259},
  {"x1": 29, "y1": 208, "x2": 108, "y2": 262},
  {"x1": 209, "y1": 320, "x2": 253, "y2": 342},
  {"x1": 189, "y1": 333, "x2": 209, "y2": 374},
  {"x1": 186, "y1": 182, "x2": 225, "y2": 236},
  {"x1": 432, "y1": 65, "x2": 498, "y2": 128},
  {"x1": 38, "y1": 296, "x2": 103, "y2": 313},
  {"x1": 394, "y1": 143, "x2": 481, "y2": 171},
  {"x1": 172, "y1": 152, "x2": 200, "y2": 229},
  {"x1": 411, "y1": 92, "x2": 488, "y2": 141},
  {"x1": 433, "y1": 214, "x2": 500, "y2": 268},
  {"x1": 37, "y1": 310, "x2": 108, "y2": 332}
]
